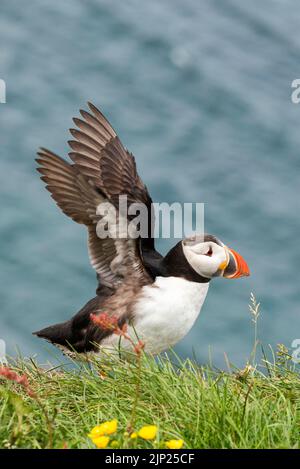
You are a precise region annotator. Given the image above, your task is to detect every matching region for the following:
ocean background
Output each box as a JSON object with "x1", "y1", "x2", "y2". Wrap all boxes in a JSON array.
[{"x1": 0, "y1": 0, "x2": 300, "y2": 368}]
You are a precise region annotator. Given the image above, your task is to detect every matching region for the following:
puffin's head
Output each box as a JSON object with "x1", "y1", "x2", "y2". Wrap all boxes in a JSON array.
[{"x1": 182, "y1": 234, "x2": 250, "y2": 280}]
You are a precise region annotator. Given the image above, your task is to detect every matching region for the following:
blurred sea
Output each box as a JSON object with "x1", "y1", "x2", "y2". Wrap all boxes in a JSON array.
[{"x1": 1, "y1": 0, "x2": 300, "y2": 367}]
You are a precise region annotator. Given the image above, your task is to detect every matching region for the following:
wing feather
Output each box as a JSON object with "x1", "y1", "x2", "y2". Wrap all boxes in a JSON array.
[{"x1": 36, "y1": 149, "x2": 120, "y2": 288}]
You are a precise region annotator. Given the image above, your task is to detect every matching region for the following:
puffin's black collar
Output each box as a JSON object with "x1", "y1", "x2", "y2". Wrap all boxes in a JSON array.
[{"x1": 142, "y1": 241, "x2": 210, "y2": 283}]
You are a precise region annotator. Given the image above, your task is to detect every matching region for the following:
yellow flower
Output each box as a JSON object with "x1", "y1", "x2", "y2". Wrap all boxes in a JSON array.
[
  {"x1": 130, "y1": 432, "x2": 138, "y2": 439},
  {"x1": 165, "y1": 439, "x2": 184, "y2": 449},
  {"x1": 92, "y1": 436, "x2": 110, "y2": 449},
  {"x1": 88, "y1": 419, "x2": 118, "y2": 439},
  {"x1": 138, "y1": 425, "x2": 157, "y2": 440}
]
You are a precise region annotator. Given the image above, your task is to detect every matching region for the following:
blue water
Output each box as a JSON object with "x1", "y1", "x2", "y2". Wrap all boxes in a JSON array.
[{"x1": 1, "y1": 0, "x2": 300, "y2": 368}]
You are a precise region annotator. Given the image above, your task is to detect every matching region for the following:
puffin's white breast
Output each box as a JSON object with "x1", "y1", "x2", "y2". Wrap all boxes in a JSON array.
[{"x1": 102, "y1": 276, "x2": 209, "y2": 354}]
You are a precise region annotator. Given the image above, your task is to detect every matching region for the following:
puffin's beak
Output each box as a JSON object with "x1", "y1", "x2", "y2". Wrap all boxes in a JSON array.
[{"x1": 223, "y1": 247, "x2": 250, "y2": 279}]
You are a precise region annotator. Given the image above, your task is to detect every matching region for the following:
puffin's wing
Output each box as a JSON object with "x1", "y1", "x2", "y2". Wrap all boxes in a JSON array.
[
  {"x1": 36, "y1": 103, "x2": 153, "y2": 288},
  {"x1": 36, "y1": 149, "x2": 120, "y2": 287},
  {"x1": 68, "y1": 102, "x2": 153, "y2": 206},
  {"x1": 68, "y1": 102, "x2": 155, "y2": 274},
  {"x1": 36, "y1": 148, "x2": 101, "y2": 224}
]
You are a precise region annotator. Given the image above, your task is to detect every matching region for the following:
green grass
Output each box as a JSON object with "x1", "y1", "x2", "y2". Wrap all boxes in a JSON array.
[{"x1": 1, "y1": 345, "x2": 300, "y2": 449}]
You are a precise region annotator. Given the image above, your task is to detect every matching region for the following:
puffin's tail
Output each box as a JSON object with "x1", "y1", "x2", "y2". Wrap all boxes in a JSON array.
[
  {"x1": 33, "y1": 319, "x2": 93, "y2": 355},
  {"x1": 33, "y1": 320, "x2": 73, "y2": 347},
  {"x1": 33, "y1": 296, "x2": 104, "y2": 353}
]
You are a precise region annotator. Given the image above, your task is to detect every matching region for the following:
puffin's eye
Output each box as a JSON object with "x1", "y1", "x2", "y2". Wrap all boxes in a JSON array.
[{"x1": 205, "y1": 246, "x2": 213, "y2": 257}]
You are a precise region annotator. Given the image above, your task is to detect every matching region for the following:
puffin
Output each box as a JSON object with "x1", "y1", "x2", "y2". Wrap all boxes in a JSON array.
[{"x1": 34, "y1": 102, "x2": 249, "y2": 356}]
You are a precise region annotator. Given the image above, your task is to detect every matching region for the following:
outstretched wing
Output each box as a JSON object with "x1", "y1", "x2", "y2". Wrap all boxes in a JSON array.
[
  {"x1": 36, "y1": 148, "x2": 101, "y2": 225},
  {"x1": 69, "y1": 102, "x2": 153, "y2": 213},
  {"x1": 36, "y1": 103, "x2": 154, "y2": 290}
]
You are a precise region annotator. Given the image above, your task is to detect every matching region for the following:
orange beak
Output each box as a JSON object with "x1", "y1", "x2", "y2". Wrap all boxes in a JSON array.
[{"x1": 223, "y1": 247, "x2": 250, "y2": 279}]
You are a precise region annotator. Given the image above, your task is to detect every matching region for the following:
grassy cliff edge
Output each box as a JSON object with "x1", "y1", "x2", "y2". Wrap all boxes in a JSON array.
[{"x1": 0, "y1": 347, "x2": 299, "y2": 449}]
